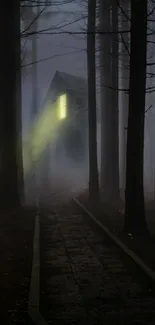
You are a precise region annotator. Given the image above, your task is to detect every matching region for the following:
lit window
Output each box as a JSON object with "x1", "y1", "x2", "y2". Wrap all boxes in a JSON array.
[{"x1": 58, "y1": 94, "x2": 67, "y2": 119}]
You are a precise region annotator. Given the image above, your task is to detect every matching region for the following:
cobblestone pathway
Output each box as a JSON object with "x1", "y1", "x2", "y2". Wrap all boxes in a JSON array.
[{"x1": 40, "y1": 201, "x2": 155, "y2": 325}]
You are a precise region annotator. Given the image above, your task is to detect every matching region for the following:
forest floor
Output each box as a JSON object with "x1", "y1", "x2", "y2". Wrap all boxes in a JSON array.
[
  {"x1": 77, "y1": 190, "x2": 155, "y2": 275},
  {"x1": 0, "y1": 207, "x2": 35, "y2": 325}
]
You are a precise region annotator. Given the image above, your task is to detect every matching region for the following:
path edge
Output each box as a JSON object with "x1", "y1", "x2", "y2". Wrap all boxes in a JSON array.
[
  {"x1": 73, "y1": 197, "x2": 155, "y2": 284},
  {"x1": 28, "y1": 205, "x2": 49, "y2": 325}
]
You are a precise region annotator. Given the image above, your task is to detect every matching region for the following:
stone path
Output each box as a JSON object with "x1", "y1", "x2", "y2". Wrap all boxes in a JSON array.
[{"x1": 40, "y1": 201, "x2": 155, "y2": 325}]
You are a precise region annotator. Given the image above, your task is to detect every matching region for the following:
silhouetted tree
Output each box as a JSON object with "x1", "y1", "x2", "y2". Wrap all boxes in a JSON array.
[
  {"x1": 119, "y1": 0, "x2": 130, "y2": 200},
  {"x1": 111, "y1": 0, "x2": 120, "y2": 205},
  {"x1": 0, "y1": 0, "x2": 23, "y2": 209},
  {"x1": 124, "y1": 0, "x2": 148, "y2": 235},
  {"x1": 100, "y1": 0, "x2": 119, "y2": 207},
  {"x1": 87, "y1": 0, "x2": 100, "y2": 202},
  {"x1": 100, "y1": 0, "x2": 111, "y2": 201}
]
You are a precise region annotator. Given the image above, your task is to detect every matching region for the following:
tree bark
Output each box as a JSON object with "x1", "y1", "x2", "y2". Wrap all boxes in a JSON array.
[
  {"x1": 100, "y1": 0, "x2": 120, "y2": 206},
  {"x1": 111, "y1": 0, "x2": 120, "y2": 204},
  {"x1": 31, "y1": 6, "x2": 40, "y2": 200},
  {"x1": 87, "y1": 0, "x2": 100, "y2": 202},
  {"x1": 124, "y1": 0, "x2": 148, "y2": 235},
  {"x1": 0, "y1": 0, "x2": 23, "y2": 209},
  {"x1": 16, "y1": 0, "x2": 24, "y2": 204},
  {"x1": 100, "y1": 0, "x2": 111, "y2": 200},
  {"x1": 119, "y1": 0, "x2": 130, "y2": 201}
]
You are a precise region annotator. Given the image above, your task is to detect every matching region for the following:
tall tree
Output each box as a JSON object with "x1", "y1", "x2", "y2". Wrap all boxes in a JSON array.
[
  {"x1": 0, "y1": 0, "x2": 23, "y2": 209},
  {"x1": 119, "y1": 0, "x2": 130, "y2": 201},
  {"x1": 17, "y1": 0, "x2": 24, "y2": 204},
  {"x1": 124, "y1": 0, "x2": 148, "y2": 235},
  {"x1": 100, "y1": 0, "x2": 111, "y2": 201},
  {"x1": 31, "y1": 4, "x2": 40, "y2": 200},
  {"x1": 111, "y1": 0, "x2": 120, "y2": 204},
  {"x1": 87, "y1": 0, "x2": 100, "y2": 202},
  {"x1": 100, "y1": 0, "x2": 119, "y2": 206}
]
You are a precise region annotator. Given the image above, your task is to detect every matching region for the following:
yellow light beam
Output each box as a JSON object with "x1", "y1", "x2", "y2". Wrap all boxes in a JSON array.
[{"x1": 23, "y1": 95, "x2": 65, "y2": 175}]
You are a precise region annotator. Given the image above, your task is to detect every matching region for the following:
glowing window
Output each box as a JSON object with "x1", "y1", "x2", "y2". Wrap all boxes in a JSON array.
[{"x1": 58, "y1": 94, "x2": 67, "y2": 119}]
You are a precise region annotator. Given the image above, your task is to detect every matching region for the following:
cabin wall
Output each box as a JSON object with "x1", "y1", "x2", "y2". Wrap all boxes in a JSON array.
[
  {"x1": 62, "y1": 92, "x2": 88, "y2": 163},
  {"x1": 44, "y1": 84, "x2": 88, "y2": 166}
]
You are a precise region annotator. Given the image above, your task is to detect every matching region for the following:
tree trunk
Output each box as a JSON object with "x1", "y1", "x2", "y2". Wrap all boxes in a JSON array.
[
  {"x1": 31, "y1": 7, "x2": 39, "y2": 200},
  {"x1": 111, "y1": 0, "x2": 120, "y2": 205},
  {"x1": 119, "y1": 0, "x2": 130, "y2": 201},
  {"x1": 87, "y1": 0, "x2": 100, "y2": 202},
  {"x1": 124, "y1": 0, "x2": 148, "y2": 235},
  {"x1": 16, "y1": 0, "x2": 24, "y2": 204},
  {"x1": 100, "y1": 0, "x2": 111, "y2": 200},
  {"x1": 0, "y1": 0, "x2": 23, "y2": 210},
  {"x1": 100, "y1": 0, "x2": 119, "y2": 207}
]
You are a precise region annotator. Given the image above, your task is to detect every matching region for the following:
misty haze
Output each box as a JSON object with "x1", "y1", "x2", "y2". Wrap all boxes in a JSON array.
[{"x1": 1, "y1": 0, "x2": 155, "y2": 324}]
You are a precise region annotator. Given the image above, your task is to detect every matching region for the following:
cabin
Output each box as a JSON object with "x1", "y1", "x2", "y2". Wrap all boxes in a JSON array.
[{"x1": 44, "y1": 70, "x2": 88, "y2": 163}]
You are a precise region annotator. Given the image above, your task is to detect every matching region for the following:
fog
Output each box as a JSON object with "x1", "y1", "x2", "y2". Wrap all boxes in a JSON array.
[
  {"x1": 22, "y1": 1, "x2": 155, "y2": 206},
  {"x1": 22, "y1": 2, "x2": 87, "y2": 204}
]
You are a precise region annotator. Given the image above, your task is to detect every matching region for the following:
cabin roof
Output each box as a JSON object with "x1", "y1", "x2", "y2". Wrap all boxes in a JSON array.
[
  {"x1": 51, "y1": 70, "x2": 87, "y2": 95},
  {"x1": 42, "y1": 70, "x2": 87, "y2": 108}
]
